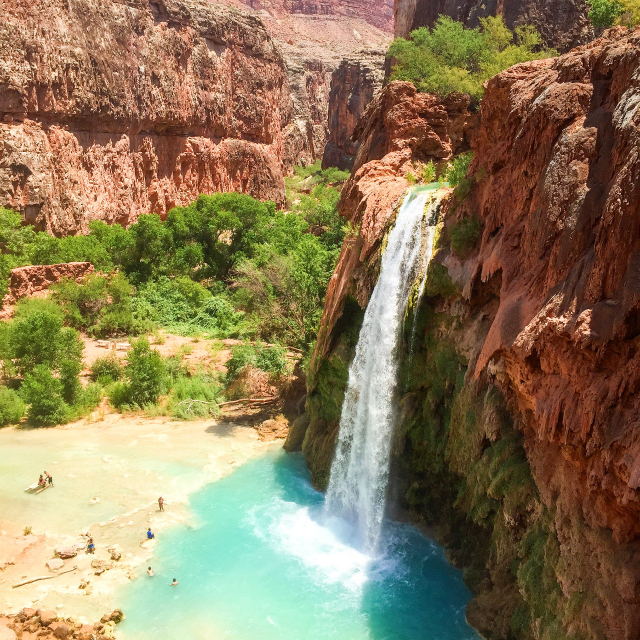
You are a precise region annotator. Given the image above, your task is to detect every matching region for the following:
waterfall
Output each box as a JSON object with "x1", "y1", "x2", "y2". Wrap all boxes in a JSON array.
[{"x1": 325, "y1": 187, "x2": 444, "y2": 553}]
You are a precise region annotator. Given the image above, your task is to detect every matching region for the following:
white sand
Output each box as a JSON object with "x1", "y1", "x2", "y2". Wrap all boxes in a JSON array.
[{"x1": 0, "y1": 412, "x2": 278, "y2": 622}]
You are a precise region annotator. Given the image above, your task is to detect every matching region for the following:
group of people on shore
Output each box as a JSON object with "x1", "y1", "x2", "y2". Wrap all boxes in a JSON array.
[{"x1": 37, "y1": 471, "x2": 53, "y2": 488}]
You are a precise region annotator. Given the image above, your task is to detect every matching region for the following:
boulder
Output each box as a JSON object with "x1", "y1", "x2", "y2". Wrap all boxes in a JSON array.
[
  {"x1": 91, "y1": 559, "x2": 109, "y2": 575},
  {"x1": 49, "y1": 622, "x2": 70, "y2": 639},
  {"x1": 0, "y1": 626, "x2": 17, "y2": 640},
  {"x1": 56, "y1": 547, "x2": 77, "y2": 559},
  {"x1": 78, "y1": 624, "x2": 94, "y2": 640},
  {"x1": 108, "y1": 610, "x2": 124, "y2": 624},
  {"x1": 18, "y1": 608, "x2": 36, "y2": 621},
  {"x1": 108, "y1": 546, "x2": 122, "y2": 561},
  {"x1": 46, "y1": 558, "x2": 65, "y2": 571},
  {"x1": 37, "y1": 610, "x2": 57, "y2": 626}
]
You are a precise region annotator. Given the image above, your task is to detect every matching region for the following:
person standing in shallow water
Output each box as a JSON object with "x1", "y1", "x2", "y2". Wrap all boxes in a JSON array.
[
  {"x1": 158, "y1": 496, "x2": 164, "y2": 511},
  {"x1": 147, "y1": 567, "x2": 154, "y2": 577},
  {"x1": 170, "y1": 578, "x2": 178, "y2": 586},
  {"x1": 44, "y1": 471, "x2": 53, "y2": 486}
]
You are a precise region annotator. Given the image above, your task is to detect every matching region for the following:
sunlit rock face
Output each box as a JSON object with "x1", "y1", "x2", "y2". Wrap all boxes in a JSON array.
[
  {"x1": 299, "y1": 28, "x2": 640, "y2": 640},
  {"x1": 0, "y1": 0, "x2": 291, "y2": 234},
  {"x1": 394, "y1": 0, "x2": 593, "y2": 51},
  {"x1": 217, "y1": 0, "x2": 393, "y2": 168}
]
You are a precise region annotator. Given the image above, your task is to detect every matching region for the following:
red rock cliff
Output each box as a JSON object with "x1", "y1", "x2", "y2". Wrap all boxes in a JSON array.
[
  {"x1": 299, "y1": 28, "x2": 640, "y2": 640},
  {"x1": 0, "y1": 0, "x2": 291, "y2": 234}
]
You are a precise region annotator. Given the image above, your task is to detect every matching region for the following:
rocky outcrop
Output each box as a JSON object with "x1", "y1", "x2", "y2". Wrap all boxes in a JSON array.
[
  {"x1": 3, "y1": 263, "x2": 94, "y2": 307},
  {"x1": 296, "y1": 27, "x2": 640, "y2": 640},
  {"x1": 218, "y1": 0, "x2": 392, "y2": 167},
  {"x1": 0, "y1": 0, "x2": 291, "y2": 234},
  {"x1": 0, "y1": 608, "x2": 123, "y2": 640},
  {"x1": 394, "y1": 0, "x2": 593, "y2": 51},
  {"x1": 322, "y1": 59, "x2": 385, "y2": 171}
]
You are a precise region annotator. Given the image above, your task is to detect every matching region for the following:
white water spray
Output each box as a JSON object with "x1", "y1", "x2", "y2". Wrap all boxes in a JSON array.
[{"x1": 325, "y1": 187, "x2": 444, "y2": 553}]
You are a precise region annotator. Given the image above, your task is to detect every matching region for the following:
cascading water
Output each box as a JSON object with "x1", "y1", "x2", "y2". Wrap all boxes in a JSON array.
[
  {"x1": 325, "y1": 187, "x2": 444, "y2": 553},
  {"x1": 408, "y1": 191, "x2": 445, "y2": 356}
]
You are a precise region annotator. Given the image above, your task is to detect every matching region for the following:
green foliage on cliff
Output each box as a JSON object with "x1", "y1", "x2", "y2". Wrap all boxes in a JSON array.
[
  {"x1": 587, "y1": 0, "x2": 623, "y2": 26},
  {"x1": 0, "y1": 387, "x2": 26, "y2": 427},
  {"x1": 449, "y1": 217, "x2": 483, "y2": 258},
  {"x1": 388, "y1": 16, "x2": 557, "y2": 100}
]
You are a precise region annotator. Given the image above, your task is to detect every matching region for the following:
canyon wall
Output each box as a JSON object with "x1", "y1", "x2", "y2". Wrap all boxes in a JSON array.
[
  {"x1": 0, "y1": 0, "x2": 291, "y2": 235},
  {"x1": 394, "y1": 0, "x2": 593, "y2": 51},
  {"x1": 321, "y1": 60, "x2": 386, "y2": 171},
  {"x1": 217, "y1": 0, "x2": 392, "y2": 167},
  {"x1": 291, "y1": 27, "x2": 640, "y2": 640}
]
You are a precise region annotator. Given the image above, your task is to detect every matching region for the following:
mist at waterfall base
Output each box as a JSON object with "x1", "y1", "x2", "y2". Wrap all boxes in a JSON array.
[{"x1": 119, "y1": 450, "x2": 478, "y2": 640}]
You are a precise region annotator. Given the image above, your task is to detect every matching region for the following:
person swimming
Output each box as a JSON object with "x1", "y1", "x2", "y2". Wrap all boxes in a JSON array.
[{"x1": 170, "y1": 578, "x2": 178, "y2": 586}]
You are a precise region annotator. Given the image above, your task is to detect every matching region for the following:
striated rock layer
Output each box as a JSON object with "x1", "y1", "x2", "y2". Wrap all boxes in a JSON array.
[
  {"x1": 394, "y1": 0, "x2": 593, "y2": 51},
  {"x1": 321, "y1": 59, "x2": 385, "y2": 171},
  {"x1": 294, "y1": 28, "x2": 640, "y2": 640},
  {"x1": 0, "y1": 0, "x2": 291, "y2": 234}
]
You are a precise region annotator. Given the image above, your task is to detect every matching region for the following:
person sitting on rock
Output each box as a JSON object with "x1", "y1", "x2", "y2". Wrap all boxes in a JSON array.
[
  {"x1": 87, "y1": 538, "x2": 95, "y2": 554},
  {"x1": 147, "y1": 528, "x2": 155, "y2": 540}
]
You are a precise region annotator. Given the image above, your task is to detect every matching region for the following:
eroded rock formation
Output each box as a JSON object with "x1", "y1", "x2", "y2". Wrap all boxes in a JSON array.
[
  {"x1": 322, "y1": 60, "x2": 385, "y2": 171},
  {"x1": 218, "y1": 0, "x2": 392, "y2": 166},
  {"x1": 0, "y1": 0, "x2": 291, "y2": 234},
  {"x1": 294, "y1": 27, "x2": 640, "y2": 640},
  {"x1": 394, "y1": 0, "x2": 593, "y2": 51}
]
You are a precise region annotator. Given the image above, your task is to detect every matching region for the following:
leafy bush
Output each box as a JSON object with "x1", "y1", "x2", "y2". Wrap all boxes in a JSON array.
[
  {"x1": 108, "y1": 381, "x2": 131, "y2": 410},
  {"x1": 450, "y1": 217, "x2": 483, "y2": 258},
  {"x1": 90, "y1": 354, "x2": 124, "y2": 384},
  {"x1": 388, "y1": 16, "x2": 557, "y2": 100},
  {"x1": 123, "y1": 338, "x2": 166, "y2": 408},
  {"x1": 420, "y1": 161, "x2": 437, "y2": 184},
  {"x1": 168, "y1": 376, "x2": 221, "y2": 419},
  {"x1": 133, "y1": 277, "x2": 244, "y2": 337},
  {"x1": 0, "y1": 386, "x2": 26, "y2": 426},
  {"x1": 20, "y1": 366, "x2": 70, "y2": 426},
  {"x1": 446, "y1": 152, "x2": 473, "y2": 187},
  {"x1": 587, "y1": 0, "x2": 623, "y2": 26},
  {"x1": 226, "y1": 343, "x2": 289, "y2": 381}
]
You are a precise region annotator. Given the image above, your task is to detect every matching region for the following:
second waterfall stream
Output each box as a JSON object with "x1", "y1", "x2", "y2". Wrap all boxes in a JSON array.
[{"x1": 325, "y1": 186, "x2": 445, "y2": 554}]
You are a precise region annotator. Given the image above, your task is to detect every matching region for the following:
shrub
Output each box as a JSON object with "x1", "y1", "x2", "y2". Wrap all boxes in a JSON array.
[
  {"x1": 90, "y1": 354, "x2": 124, "y2": 384},
  {"x1": 446, "y1": 152, "x2": 473, "y2": 187},
  {"x1": 226, "y1": 343, "x2": 289, "y2": 382},
  {"x1": 20, "y1": 366, "x2": 70, "y2": 426},
  {"x1": 169, "y1": 376, "x2": 221, "y2": 419},
  {"x1": 123, "y1": 338, "x2": 166, "y2": 407},
  {"x1": 108, "y1": 381, "x2": 131, "y2": 410},
  {"x1": 420, "y1": 161, "x2": 437, "y2": 184},
  {"x1": 0, "y1": 387, "x2": 26, "y2": 426},
  {"x1": 406, "y1": 172, "x2": 417, "y2": 185},
  {"x1": 388, "y1": 16, "x2": 556, "y2": 100},
  {"x1": 450, "y1": 217, "x2": 483, "y2": 258},
  {"x1": 587, "y1": 0, "x2": 623, "y2": 27}
]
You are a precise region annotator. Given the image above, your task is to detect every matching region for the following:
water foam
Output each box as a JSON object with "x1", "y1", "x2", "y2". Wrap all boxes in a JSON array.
[{"x1": 325, "y1": 188, "x2": 441, "y2": 553}]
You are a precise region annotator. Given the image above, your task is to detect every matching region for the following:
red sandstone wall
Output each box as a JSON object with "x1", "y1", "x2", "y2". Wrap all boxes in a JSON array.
[{"x1": 0, "y1": 0, "x2": 291, "y2": 234}]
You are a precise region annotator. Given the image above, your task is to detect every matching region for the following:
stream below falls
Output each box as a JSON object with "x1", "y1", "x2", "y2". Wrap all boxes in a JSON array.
[{"x1": 117, "y1": 448, "x2": 480, "y2": 640}]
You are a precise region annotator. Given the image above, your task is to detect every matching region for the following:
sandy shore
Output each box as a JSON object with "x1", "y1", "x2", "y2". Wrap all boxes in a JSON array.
[{"x1": 0, "y1": 412, "x2": 278, "y2": 623}]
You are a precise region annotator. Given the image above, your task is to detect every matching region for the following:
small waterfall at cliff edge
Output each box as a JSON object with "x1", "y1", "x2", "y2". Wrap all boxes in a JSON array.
[{"x1": 325, "y1": 186, "x2": 445, "y2": 553}]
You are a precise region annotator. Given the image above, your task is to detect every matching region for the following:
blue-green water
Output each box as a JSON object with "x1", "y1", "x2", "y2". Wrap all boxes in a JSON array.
[{"x1": 118, "y1": 449, "x2": 479, "y2": 640}]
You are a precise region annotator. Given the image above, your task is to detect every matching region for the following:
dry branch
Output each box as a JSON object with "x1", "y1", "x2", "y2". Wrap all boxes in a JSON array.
[{"x1": 12, "y1": 565, "x2": 78, "y2": 588}]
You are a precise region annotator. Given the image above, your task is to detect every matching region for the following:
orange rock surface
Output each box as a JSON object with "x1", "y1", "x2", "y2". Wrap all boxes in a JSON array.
[{"x1": 0, "y1": 0, "x2": 290, "y2": 233}]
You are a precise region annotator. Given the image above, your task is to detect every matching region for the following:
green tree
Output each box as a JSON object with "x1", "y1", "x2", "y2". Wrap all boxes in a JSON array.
[
  {"x1": 587, "y1": 0, "x2": 623, "y2": 27},
  {"x1": 20, "y1": 366, "x2": 69, "y2": 426},
  {"x1": 0, "y1": 387, "x2": 26, "y2": 426},
  {"x1": 124, "y1": 338, "x2": 166, "y2": 407},
  {"x1": 388, "y1": 16, "x2": 557, "y2": 100}
]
